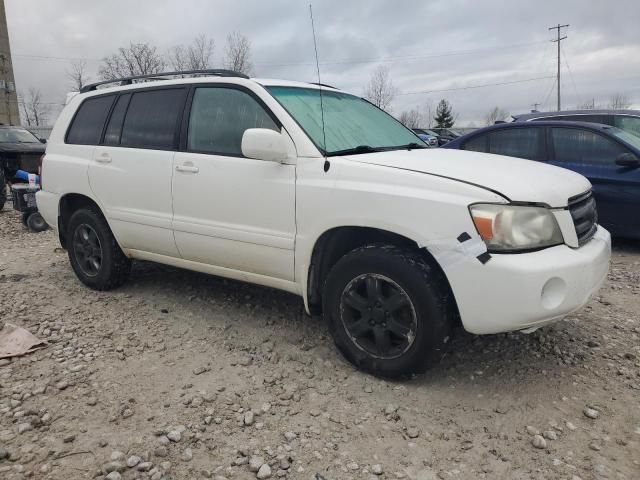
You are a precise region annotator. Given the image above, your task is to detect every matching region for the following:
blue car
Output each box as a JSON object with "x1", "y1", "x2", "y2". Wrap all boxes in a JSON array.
[{"x1": 442, "y1": 121, "x2": 640, "y2": 239}]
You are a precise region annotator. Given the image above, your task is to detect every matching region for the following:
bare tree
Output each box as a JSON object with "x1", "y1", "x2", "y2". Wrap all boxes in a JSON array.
[
  {"x1": 398, "y1": 108, "x2": 423, "y2": 129},
  {"x1": 608, "y1": 93, "x2": 631, "y2": 110},
  {"x1": 66, "y1": 60, "x2": 90, "y2": 91},
  {"x1": 168, "y1": 34, "x2": 215, "y2": 72},
  {"x1": 19, "y1": 88, "x2": 49, "y2": 126},
  {"x1": 224, "y1": 32, "x2": 252, "y2": 75},
  {"x1": 98, "y1": 42, "x2": 166, "y2": 81},
  {"x1": 364, "y1": 66, "x2": 397, "y2": 112},
  {"x1": 484, "y1": 107, "x2": 509, "y2": 126},
  {"x1": 577, "y1": 98, "x2": 598, "y2": 110}
]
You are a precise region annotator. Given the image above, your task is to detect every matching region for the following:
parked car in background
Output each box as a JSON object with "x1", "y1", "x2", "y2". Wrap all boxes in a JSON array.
[
  {"x1": 38, "y1": 70, "x2": 610, "y2": 378},
  {"x1": 443, "y1": 121, "x2": 640, "y2": 239},
  {"x1": 411, "y1": 128, "x2": 438, "y2": 147},
  {"x1": 430, "y1": 128, "x2": 463, "y2": 145},
  {"x1": 510, "y1": 109, "x2": 640, "y2": 138},
  {"x1": 0, "y1": 126, "x2": 46, "y2": 210}
]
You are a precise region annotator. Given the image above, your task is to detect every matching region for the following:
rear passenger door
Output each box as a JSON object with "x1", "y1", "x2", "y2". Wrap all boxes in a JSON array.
[
  {"x1": 171, "y1": 85, "x2": 296, "y2": 281},
  {"x1": 89, "y1": 87, "x2": 187, "y2": 257},
  {"x1": 548, "y1": 127, "x2": 638, "y2": 234}
]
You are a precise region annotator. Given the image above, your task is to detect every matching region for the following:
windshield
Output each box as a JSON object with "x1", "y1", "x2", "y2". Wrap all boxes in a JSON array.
[
  {"x1": 266, "y1": 86, "x2": 424, "y2": 155},
  {"x1": 424, "y1": 129, "x2": 439, "y2": 136},
  {"x1": 610, "y1": 127, "x2": 640, "y2": 150},
  {"x1": 0, "y1": 128, "x2": 40, "y2": 143}
]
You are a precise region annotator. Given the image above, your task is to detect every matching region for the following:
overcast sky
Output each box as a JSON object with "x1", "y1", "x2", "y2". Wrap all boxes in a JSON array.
[{"x1": 6, "y1": 0, "x2": 640, "y2": 126}]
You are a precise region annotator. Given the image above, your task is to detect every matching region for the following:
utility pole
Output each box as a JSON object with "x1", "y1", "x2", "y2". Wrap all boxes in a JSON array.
[{"x1": 549, "y1": 23, "x2": 569, "y2": 111}]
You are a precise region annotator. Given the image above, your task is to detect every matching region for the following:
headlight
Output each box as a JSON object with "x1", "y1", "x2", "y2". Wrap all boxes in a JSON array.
[{"x1": 469, "y1": 204, "x2": 564, "y2": 252}]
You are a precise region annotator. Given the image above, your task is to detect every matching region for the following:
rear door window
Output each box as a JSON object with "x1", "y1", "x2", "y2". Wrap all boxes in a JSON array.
[
  {"x1": 550, "y1": 127, "x2": 627, "y2": 165},
  {"x1": 187, "y1": 87, "x2": 279, "y2": 156},
  {"x1": 488, "y1": 127, "x2": 544, "y2": 160},
  {"x1": 66, "y1": 95, "x2": 115, "y2": 145},
  {"x1": 120, "y1": 88, "x2": 187, "y2": 149}
]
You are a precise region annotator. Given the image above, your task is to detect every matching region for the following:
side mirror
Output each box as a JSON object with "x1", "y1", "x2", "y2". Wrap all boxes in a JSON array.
[
  {"x1": 241, "y1": 128, "x2": 288, "y2": 163},
  {"x1": 39, "y1": 138, "x2": 47, "y2": 144},
  {"x1": 615, "y1": 152, "x2": 640, "y2": 168}
]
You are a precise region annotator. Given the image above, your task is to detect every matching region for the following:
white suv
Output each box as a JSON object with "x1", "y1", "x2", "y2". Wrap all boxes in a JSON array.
[{"x1": 37, "y1": 70, "x2": 611, "y2": 378}]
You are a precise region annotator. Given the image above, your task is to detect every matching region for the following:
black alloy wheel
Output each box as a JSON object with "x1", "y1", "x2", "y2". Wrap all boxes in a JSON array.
[
  {"x1": 72, "y1": 223, "x2": 103, "y2": 277},
  {"x1": 340, "y1": 273, "x2": 417, "y2": 359}
]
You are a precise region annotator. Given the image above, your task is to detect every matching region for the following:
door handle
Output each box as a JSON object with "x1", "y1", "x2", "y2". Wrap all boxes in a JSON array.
[
  {"x1": 96, "y1": 152, "x2": 112, "y2": 163},
  {"x1": 176, "y1": 164, "x2": 199, "y2": 173}
]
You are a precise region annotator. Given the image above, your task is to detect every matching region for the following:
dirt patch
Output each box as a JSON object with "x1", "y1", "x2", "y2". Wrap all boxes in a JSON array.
[{"x1": 0, "y1": 207, "x2": 638, "y2": 479}]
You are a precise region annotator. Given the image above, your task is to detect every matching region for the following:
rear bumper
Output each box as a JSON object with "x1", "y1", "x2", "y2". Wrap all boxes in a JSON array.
[
  {"x1": 35, "y1": 190, "x2": 60, "y2": 234},
  {"x1": 445, "y1": 226, "x2": 611, "y2": 334}
]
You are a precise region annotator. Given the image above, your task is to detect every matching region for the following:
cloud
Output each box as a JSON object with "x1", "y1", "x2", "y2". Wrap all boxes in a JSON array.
[{"x1": 5, "y1": 0, "x2": 640, "y2": 126}]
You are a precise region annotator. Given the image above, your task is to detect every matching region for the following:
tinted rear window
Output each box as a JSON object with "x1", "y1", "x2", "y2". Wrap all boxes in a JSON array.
[
  {"x1": 66, "y1": 95, "x2": 115, "y2": 145},
  {"x1": 462, "y1": 134, "x2": 488, "y2": 153},
  {"x1": 488, "y1": 128, "x2": 544, "y2": 160},
  {"x1": 120, "y1": 89, "x2": 186, "y2": 149}
]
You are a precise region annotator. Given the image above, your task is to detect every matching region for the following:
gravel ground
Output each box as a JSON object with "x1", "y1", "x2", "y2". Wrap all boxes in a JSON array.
[{"x1": 0, "y1": 207, "x2": 639, "y2": 480}]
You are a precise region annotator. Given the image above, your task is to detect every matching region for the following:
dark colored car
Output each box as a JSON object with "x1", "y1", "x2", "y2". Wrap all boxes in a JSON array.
[
  {"x1": 430, "y1": 128, "x2": 463, "y2": 145},
  {"x1": 442, "y1": 121, "x2": 640, "y2": 239},
  {"x1": 511, "y1": 109, "x2": 640, "y2": 138},
  {"x1": 0, "y1": 126, "x2": 45, "y2": 210},
  {"x1": 411, "y1": 128, "x2": 438, "y2": 147}
]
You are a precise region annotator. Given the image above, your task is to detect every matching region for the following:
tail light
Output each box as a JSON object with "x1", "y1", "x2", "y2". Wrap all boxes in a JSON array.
[{"x1": 38, "y1": 154, "x2": 45, "y2": 189}]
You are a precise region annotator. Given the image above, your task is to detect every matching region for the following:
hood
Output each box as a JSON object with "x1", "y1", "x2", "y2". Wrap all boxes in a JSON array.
[
  {"x1": 346, "y1": 148, "x2": 591, "y2": 207},
  {"x1": 0, "y1": 142, "x2": 46, "y2": 154}
]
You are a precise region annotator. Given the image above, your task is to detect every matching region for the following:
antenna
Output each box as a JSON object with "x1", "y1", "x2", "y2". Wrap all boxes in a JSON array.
[{"x1": 309, "y1": 4, "x2": 328, "y2": 161}]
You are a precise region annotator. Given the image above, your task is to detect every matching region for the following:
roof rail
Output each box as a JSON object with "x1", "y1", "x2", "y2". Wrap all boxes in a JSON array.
[
  {"x1": 80, "y1": 69, "x2": 250, "y2": 93},
  {"x1": 308, "y1": 82, "x2": 337, "y2": 89}
]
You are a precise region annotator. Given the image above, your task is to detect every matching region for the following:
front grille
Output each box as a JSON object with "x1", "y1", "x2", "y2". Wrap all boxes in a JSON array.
[{"x1": 568, "y1": 190, "x2": 597, "y2": 246}]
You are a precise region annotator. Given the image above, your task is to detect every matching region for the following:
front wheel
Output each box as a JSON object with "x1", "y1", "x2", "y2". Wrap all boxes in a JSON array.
[
  {"x1": 66, "y1": 208, "x2": 131, "y2": 290},
  {"x1": 323, "y1": 245, "x2": 453, "y2": 378}
]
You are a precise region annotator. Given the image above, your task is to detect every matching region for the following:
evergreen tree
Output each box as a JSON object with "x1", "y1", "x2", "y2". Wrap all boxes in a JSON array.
[{"x1": 434, "y1": 99, "x2": 455, "y2": 128}]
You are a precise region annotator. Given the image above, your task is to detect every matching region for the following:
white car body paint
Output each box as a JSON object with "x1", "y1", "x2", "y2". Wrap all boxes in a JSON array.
[{"x1": 37, "y1": 76, "x2": 611, "y2": 336}]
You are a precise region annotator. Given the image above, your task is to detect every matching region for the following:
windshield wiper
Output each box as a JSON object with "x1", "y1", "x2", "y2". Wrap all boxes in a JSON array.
[
  {"x1": 390, "y1": 142, "x2": 428, "y2": 151},
  {"x1": 326, "y1": 145, "x2": 382, "y2": 157}
]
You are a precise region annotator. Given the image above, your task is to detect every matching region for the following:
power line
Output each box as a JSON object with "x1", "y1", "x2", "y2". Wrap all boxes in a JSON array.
[
  {"x1": 560, "y1": 43, "x2": 580, "y2": 107},
  {"x1": 398, "y1": 75, "x2": 555, "y2": 96},
  {"x1": 12, "y1": 40, "x2": 547, "y2": 68}
]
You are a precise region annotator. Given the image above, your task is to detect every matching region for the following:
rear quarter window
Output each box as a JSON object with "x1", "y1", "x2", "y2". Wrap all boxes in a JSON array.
[
  {"x1": 462, "y1": 134, "x2": 488, "y2": 152},
  {"x1": 488, "y1": 128, "x2": 544, "y2": 160},
  {"x1": 66, "y1": 95, "x2": 115, "y2": 145}
]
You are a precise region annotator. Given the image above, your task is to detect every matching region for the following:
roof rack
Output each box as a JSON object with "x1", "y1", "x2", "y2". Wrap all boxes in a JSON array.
[
  {"x1": 308, "y1": 82, "x2": 337, "y2": 89},
  {"x1": 80, "y1": 69, "x2": 250, "y2": 93}
]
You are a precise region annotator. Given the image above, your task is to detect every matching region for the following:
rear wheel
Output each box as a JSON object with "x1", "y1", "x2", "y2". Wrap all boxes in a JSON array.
[
  {"x1": 323, "y1": 245, "x2": 453, "y2": 378},
  {"x1": 66, "y1": 208, "x2": 131, "y2": 290}
]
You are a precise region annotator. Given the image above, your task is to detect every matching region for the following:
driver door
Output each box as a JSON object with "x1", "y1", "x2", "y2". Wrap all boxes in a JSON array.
[{"x1": 171, "y1": 85, "x2": 296, "y2": 280}]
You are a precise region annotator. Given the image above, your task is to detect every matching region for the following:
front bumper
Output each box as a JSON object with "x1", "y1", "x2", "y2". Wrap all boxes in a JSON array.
[{"x1": 444, "y1": 226, "x2": 611, "y2": 334}]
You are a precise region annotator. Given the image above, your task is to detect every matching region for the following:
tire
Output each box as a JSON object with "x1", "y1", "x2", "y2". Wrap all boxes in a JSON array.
[
  {"x1": 66, "y1": 207, "x2": 131, "y2": 290},
  {"x1": 26, "y1": 212, "x2": 49, "y2": 232},
  {"x1": 323, "y1": 244, "x2": 453, "y2": 378}
]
